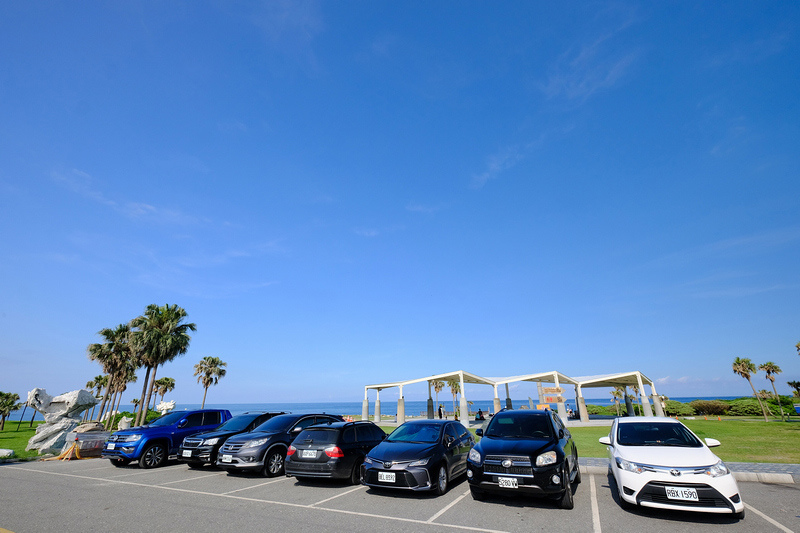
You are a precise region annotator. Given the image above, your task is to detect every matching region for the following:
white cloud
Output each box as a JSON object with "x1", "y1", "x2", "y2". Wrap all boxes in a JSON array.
[{"x1": 470, "y1": 145, "x2": 525, "y2": 189}]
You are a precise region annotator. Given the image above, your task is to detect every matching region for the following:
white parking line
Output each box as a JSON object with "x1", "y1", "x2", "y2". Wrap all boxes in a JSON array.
[
  {"x1": 589, "y1": 474, "x2": 601, "y2": 533},
  {"x1": 160, "y1": 472, "x2": 226, "y2": 485},
  {"x1": 744, "y1": 503, "x2": 794, "y2": 533},
  {"x1": 221, "y1": 476, "x2": 288, "y2": 495},
  {"x1": 310, "y1": 484, "x2": 365, "y2": 506},
  {"x1": 427, "y1": 488, "x2": 469, "y2": 523},
  {"x1": 5, "y1": 466, "x2": 508, "y2": 533}
]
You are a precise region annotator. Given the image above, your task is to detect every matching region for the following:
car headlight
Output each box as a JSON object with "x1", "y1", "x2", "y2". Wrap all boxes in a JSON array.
[
  {"x1": 705, "y1": 460, "x2": 730, "y2": 477},
  {"x1": 202, "y1": 438, "x2": 219, "y2": 446},
  {"x1": 409, "y1": 457, "x2": 430, "y2": 467},
  {"x1": 363, "y1": 456, "x2": 374, "y2": 465},
  {"x1": 468, "y1": 448, "x2": 482, "y2": 465},
  {"x1": 616, "y1": 457, "x2": 645, "y2": 474},
  {"x1": 244, "y1": 437, "x2": 269, "y2": 448},
  {"x1": 124, "y1": 434, "x2": 142, "y2": 442},
  {"x1": 536, "y1": 451, "x2": 557, "y2": 467}
]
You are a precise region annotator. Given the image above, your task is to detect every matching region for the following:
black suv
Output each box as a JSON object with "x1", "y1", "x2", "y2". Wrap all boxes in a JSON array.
[
  {"x1": 177, "y1": 411, "x2": 284, "y2": 468},
  {"x1": 466, "y1": 409, "x2": 580, "y2": 509},
  {"x1": 217, "y1": 413, "x2": 344, "y2": 477},
  {"x1": 285, "y1": 420, "x2": 386, "y2": 484}
]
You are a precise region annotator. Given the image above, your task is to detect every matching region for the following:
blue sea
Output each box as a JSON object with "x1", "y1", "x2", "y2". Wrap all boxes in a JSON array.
[{"x1": 5, "y1": 396, "x2": 744, "y2": 423}]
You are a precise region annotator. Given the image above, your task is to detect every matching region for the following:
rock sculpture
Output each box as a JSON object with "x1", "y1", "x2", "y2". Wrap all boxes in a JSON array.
[
  {"x1": 118, "y1": 416, "x2": 134, "y2": 430},
  {"x1": 25, "y1": 388, "x2": 98, "y2": 455},
  {"x1": 156, "y1": 400, "x2": 175, "y2": 414}
]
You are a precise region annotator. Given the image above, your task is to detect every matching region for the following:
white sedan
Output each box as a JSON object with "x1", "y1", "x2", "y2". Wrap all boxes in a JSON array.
[{"x1": 599, "y1": 417, "x2": 744, "y2": 518}]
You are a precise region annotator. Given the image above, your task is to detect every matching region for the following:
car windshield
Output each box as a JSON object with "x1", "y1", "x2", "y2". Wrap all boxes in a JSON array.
[
  {"x1": 297, "y1": 428, "x2": 338, "y2": 445},
  {"x1": 616, "y1": 422, "x2": 703, "y2": 447},
  {"x1": 387, "y1": 423, "x2": 441, "y2": 443},
  {"x1": 216, "y1": 414, "x2": 261, "y2": 432},
  {"x1": 485, "y1": 413, "x2": 553, "y2": 439},
  {"x1": 252, "y1": 415, "x2": 295, "y2": 433},
  {"x1": 145, "y1": 412, "x2": 187, "y2": 427}
]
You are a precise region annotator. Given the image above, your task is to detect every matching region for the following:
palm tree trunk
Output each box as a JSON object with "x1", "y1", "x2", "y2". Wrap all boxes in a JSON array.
[
  {"x1": 149, "y1": 366, "x2": 159, "y2": 411},
  {"x1": 136, "y1": 365, "x2": 152, "y2": 426},
  {"x1": 104, "y1": 388, "x2": 118, "y2": 430},
  {"x1": 746, "y1": 377, "x2": 770, "y2": 422},
  {"x1": 96, "y1": 382, "x2": 112, "y2": 422},
  {"x1": 770, "y1": 382, "x2": 786, "y2": 421},
  {"x1": 201, "y1": 387, "x2": 208, "y2": 409},
  {"x1": 142, "y1": 366, "x2": 158, "y2": 423}
]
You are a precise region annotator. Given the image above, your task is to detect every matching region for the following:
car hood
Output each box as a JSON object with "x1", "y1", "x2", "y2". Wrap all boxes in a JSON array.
[
  {"x1": 189, "y1": 429, "x2": 238, "y2": 440},
  {"x1": 225, "y1": 430, "x2": 281, "y2": 443},
  {"x1": 615, "y1": 444, "x2": 720, "y2": 467},
  {"x1": 477, "y1": 436, "x2": 552, "y2": 457},
  {"x1": 368, "y1": 441, "x2": 438, "y2": 463}
]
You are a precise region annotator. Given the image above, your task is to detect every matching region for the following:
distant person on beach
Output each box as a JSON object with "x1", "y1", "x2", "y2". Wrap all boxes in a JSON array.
[
  {"x1": 437, "y1": 404, "x2": 443, "y2": 419},
  {"x1": 476, "y1": 409, "x2": 485, "y2": 420}
]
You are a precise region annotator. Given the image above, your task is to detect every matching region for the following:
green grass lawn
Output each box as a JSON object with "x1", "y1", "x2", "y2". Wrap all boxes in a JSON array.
[
  {"x1": 381, "y1": 418, "x2": 800, "y2": 464},
  {"x1": 0, "y1": 422, "x2": 45, "y2": 460}
]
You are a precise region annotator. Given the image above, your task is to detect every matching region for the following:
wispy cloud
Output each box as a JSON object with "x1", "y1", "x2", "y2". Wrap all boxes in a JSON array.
[
  {"x1": 251, "y1": 0, "x2": 324, "y2": 73},
  {"x1": 406, "y1": 203, "x2": 443, "y2": 214},
  {"x1": 470, "y1": 145, "x2": 526, "y2": 189},
  {"x1": 706, "y1": 27, "x2": 792, "y2": 67},
  {"x1": 655, "y1": 227, "x2": 800, "y2": 267},
  {"x1": 354, "y1": 228, "x2": 379, "y2": 238}
]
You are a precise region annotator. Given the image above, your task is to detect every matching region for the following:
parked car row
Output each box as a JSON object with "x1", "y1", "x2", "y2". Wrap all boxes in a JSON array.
[{"x1": 100, "y1": 409, "x2": 744, "y2": 518}]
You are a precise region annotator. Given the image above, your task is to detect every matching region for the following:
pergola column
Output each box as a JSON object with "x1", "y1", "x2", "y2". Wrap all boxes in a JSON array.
[
  {"x1": 636, "y1": 374, "x2": 653, "y2": 416},
  {"x1": 554, "y1": 374, "x2": 567, "y2": 421},
  {"x1": 426, "y1": 381, "x2": 434, "y2": 419},
  {"x1": 397, "y1": 385, "x2": 405, "y2": 425},
  {"x1": 505, "y1": 384, "x2": 512, "y2": 409},
  {"x1": 492, "y1": 385, "x2": 502, "y2": 414},
  {"x1": 459, "y1": 372, "x2": 469, "y2": 423},
  {"x1": 576, "y1": 385, "x2": 589, "y2": 422},
  {"x1": 649, "y1": 381, "x2": 665, "y2": 417},
  {"x1": 362, "y1": 388, "x2": 369, "y2": 421},
  {"x1": 374, "y1": 389, "x2": 381, "y2": 423}
]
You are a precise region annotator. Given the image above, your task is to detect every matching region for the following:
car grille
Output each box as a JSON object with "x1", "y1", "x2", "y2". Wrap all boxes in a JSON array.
[
  {"x1": 220, "y1": 442, "x2": 244, "y2": 453},
  {"x1": 484, "y1": 455, "x2": 533, "y2": 476},
  {"x1": 182, "y1": 438, "x2": 203, "y2": 448},
  {"x1": 638, "y1": 482, "x2": 733, "y2": 510}
]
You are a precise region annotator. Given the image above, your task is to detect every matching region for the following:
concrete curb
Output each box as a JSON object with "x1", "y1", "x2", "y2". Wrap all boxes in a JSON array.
[{"x1": 579, "y1": 465, "x2": 797, "y2": 483}]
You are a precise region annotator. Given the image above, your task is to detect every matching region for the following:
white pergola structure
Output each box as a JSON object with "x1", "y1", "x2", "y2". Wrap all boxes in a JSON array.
[{"x1": 363, "y1": 369, "x2": 665, "y2": 423}]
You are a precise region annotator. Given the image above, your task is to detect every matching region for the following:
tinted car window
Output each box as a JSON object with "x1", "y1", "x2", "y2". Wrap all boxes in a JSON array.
[
  {"x1": 203, "y1": 411, "x2": 221, "y2": 425},
  {"x1": 215, "y1": 414, "x2": 262, "y2": 432},
  {"x1": 486, "y1": 413, "x2": 552, "y2": 438},
  {"x1": 617, "y1": 422, "x2": 702, "y2": 447},
  {"x1": 147, "y1": 412, "x2": 186, "y2": 427},
  {"x1": 444, "y1": 424, "x2": 458, "y2": 442},
  {"x1": 388, "y1": 423, "x2": 441, "y2": 443},
  {"x1": 185, "y1": 413, "x2": 204, "y2": 427},
  {"x1": 254, "y1": 415, "x2": 298, "y2": 433},
  {"x1": 370, "y1": 425, "x2": 386, "y2": 441},
  {"x1": 343, "y1": 427, "x2": 356, "y2": 444},
  {"x1": 297, "y1": 428, "x2": 339, "y2": 444},
  {"x1": 454, "y1": 422, "x2": 469, "y2": 438},
  {"x1": 293, "y1": 417, "x2": 319, "y2": 432}
]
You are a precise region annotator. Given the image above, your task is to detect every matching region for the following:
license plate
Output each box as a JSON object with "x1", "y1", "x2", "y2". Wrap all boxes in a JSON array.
[
  {"x1": 221, "y1": 454, "x2": 233, "y2": 463},
  {"x1": 498, "y1": 477, "x2": 518, "y2": 489},
  {"x1": 665, "y1": 486, "x2": 699, "y2": 501},
  {"x1": 182, "y1": 450, "x2": 191, "y2": 458},
  {"x1": 302, "y1": 449, "x2": 316, "y2": 458},
  {"x1": 378, "y1": 472, "x2": 396, "y2": 483},
  {"x1": 107, "y1": 443, "x2": 115, "y2": 450}
]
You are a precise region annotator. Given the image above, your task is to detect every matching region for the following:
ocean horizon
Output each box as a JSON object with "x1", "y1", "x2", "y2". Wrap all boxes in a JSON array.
[{"x1": 6, "y1": 395, "x2": 748, "y2": 422}]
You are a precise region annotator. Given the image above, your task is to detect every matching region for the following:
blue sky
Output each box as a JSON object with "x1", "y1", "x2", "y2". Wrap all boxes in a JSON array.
[{"x1": 1, "y1": 2, "x2": 798, "y2": 406}]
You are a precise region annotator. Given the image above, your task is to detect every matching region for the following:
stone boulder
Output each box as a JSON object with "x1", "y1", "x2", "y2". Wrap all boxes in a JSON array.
[
  {"x1": 25, "y1": 388, "x2": 99, "y2": 455},
  {"x1": 0, "y1": 449, "x2": 14, "y2": 459}
]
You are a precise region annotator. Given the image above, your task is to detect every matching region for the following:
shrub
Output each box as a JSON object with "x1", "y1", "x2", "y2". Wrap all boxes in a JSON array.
[
  {"x1": 728, "y1": 399, "x2": 774, "y2": 417},
  {"x1": 689, "y1": 400, "x2": 728, "y2": 416},
  {"x1": 664, "y1": 400, "x2": 695, "y2": 416}
]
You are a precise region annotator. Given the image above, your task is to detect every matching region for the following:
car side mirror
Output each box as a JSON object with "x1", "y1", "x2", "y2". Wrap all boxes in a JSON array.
[
  {"x1": 291, "y1": 426, "x2": 302, "y2": 434},
  {"x1": 444, "y1": 435, "x2": 455, "y2": 447},
  {"x1": 178, "y1": 419, "x2": 187, "y2": 428},
  {"x1": 475, "y1": 428, "x2": 483, "y2": 437},
  {"x1": 599, "y1": 436, "x2": 611, "y2": 445},
  {"x1": 705, "y1": 438, "x2": 721, "y2": 447},
  {"x1": 558, "y1": 428, "x2": 564, "y2": 439}
]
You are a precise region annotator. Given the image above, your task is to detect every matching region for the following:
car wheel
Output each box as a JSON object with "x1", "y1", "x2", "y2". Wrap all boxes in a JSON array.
[
  {"x1": 470, "y1": 486, "x2": 486, "y2": 501},
  {"x1": 558, "y1": 465, "x2": 574, "y2": 509},
  {"x1": 264, "y1": 449, "x2": 285, "y2": 477},
  {"x1": 139, "y1": 443, "x2": 166, "y2": 469},
  {"x1": 434, "y1": 464, "x2": 449, "y2": 496},
  {"x1": 573, "y1": 462, "x2": 582, "y2": 485},
  {"x1": 350, "y1": 459, "x2": 363, "y2": 485},
  {"x1": 109, "y1": 458, "x2": 131, "y2": 467}
]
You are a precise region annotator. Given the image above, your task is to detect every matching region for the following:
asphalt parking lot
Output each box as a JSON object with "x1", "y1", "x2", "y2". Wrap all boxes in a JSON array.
[{"x1": 1, "y1": 459, "x2": 797, "y2": 533}]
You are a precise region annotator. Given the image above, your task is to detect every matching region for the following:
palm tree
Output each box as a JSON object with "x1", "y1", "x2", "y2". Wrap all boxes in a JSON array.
[
  {"x1": 0, "y1": 392, "x2": 22, "y2": 430},
  {"x1": 630, "y1": 385, "x2": 642, "y2": 415},
  {"x1": 788, "y1": 380, "x2": 800, "y2": 398},
  {"x1": 432, "y1": 380, "x2": 444, "y2": 415},
  {"x1": 131, "y1": 304, "x2": 196, "y2": 426},
  {"x1": 610, "y1": 386, "x2": 625, "y2": 416},
  {"x1": 194, "y1": 357, "x2": 227, "y2": 408},
  {"x1": 447, "y1": 378, "x2": 461, "y2": 420},
  {"x1": 759, "y1": 362, "x2": 785, "y2": 421},
  {"x1": 88, "y1": 324, "x2": 134, "y2": 425},
  {"x1": 732, "y1": 357, "x2": 769, "y2": 422},
  {"x1": 154, "y1": 377, "x2": 176, "y2": 404}
]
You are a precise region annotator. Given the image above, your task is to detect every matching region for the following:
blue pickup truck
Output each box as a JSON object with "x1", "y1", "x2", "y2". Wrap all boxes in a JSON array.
[{"x1": 102, "y1": 409, "x2": 231, "y2": 468}]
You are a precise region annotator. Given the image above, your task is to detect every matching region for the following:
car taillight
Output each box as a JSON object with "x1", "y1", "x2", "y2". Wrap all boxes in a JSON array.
[
  {"x1": 287, "y1": 445, "x2": 296, "y2": 456},
  {"x1": 324, "y1": 446, "x2": 344, "y2": 458}
]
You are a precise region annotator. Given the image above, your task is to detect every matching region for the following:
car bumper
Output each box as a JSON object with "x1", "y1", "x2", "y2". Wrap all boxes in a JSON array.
[
  {"x1": 216, "y1": 449, "x2": 265, "y2": 471},
  {"x1": 285, "y1": 459, "x2": 347, "y2": 479},
  {"x1": 101, "y1": 444, "x2": 142, "y2": 461},
  {"x1": 361, "y1": 464, "x2": 435, "y2": 491},
  {"x1": 177, "y1": 446, "x2": 215, "y2": 464},
  {"x1": 466, "y1": 461, "x2": 566, "y2": 496},
  {"x1": 614, "y1": 466, "x2": 744, "y2": 514}
]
